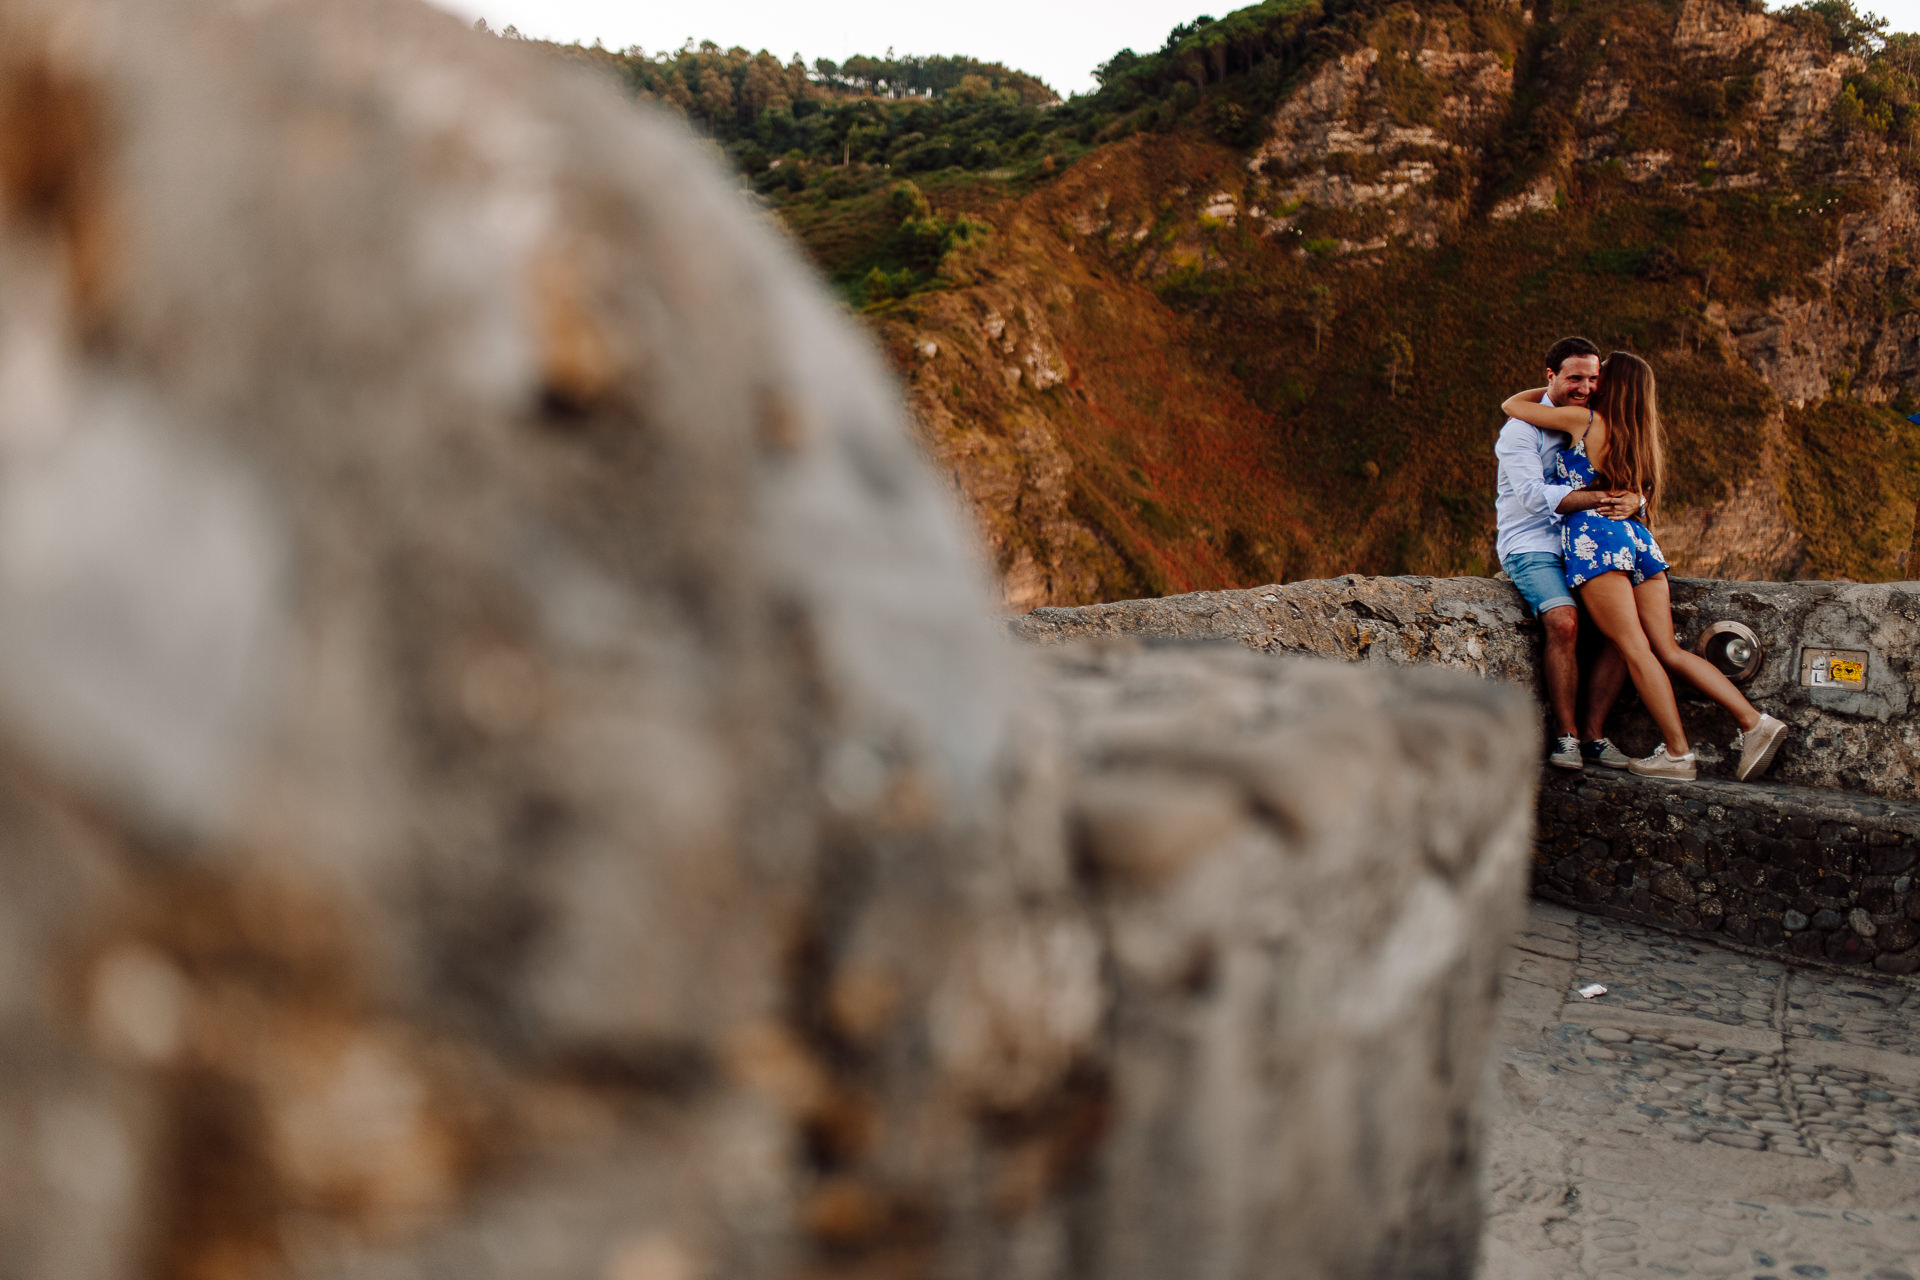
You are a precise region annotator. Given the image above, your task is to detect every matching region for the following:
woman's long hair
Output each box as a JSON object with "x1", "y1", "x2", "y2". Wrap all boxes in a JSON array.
[{"x1": 1591, "y1": 351, "x2": 1664, "y2": 523}]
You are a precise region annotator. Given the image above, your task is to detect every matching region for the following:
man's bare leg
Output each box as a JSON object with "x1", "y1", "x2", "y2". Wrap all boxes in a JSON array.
[
  {"x1": 1579, "y1": 641, "x2": 1629, "y2": 742},
  {"x1": 1540, "y1": 604, "x2": 1581, "y2": 739}
]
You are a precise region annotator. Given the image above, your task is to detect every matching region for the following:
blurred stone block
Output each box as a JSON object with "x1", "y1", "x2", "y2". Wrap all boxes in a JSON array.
[
  {"x1": 1043, "y1": 642, "x2": 1534, "y2": 1280},
  {"x1": 0, "y1": 2, "x2": 1536, "y2": 1277}
]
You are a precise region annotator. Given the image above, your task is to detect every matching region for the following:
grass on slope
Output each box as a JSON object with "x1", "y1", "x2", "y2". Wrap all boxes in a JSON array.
[{"x1": 597, "y1": 0, "x2": 1920, "y2": 596}]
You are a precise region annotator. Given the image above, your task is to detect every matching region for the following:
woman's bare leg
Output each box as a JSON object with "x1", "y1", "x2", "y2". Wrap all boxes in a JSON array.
[
  {"x1": 1578, "y1": 571, "x2": 1692, "y2": 756},
  {"x1": 1632, "y1": 574, "x2": 1762, "y2": 732}
]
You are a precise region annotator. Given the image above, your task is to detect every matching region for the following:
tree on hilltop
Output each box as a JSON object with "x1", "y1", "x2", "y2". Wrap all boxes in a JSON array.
[{"x1": 1782, "y1": 0, "x2": 1889, "y2": 55}]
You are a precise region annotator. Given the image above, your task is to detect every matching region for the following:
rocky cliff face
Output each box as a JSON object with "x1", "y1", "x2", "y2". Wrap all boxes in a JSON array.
[
  {"x1": 844, "y1": 0, "x2": 1920, "y2": 606},
  {"x1": 1247, "y1": 14, "x2": 1515, "y2": 244},
  {"x1": 885, "y1": 136, "x2": 1321, "y2": 609}
]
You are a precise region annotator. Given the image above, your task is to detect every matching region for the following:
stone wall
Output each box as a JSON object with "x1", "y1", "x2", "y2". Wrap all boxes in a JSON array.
[
  {"x1": 1013, "y1": 575, "x2": 1920, "y2": 802},
  {"x1": 0, "y1": 2, "x2": 1541, "y2": 1277},
  {"x1": 1012, "y1": 573, "x2": 1537, "y2": 678},
  {"x1": 1536, "y1": 770, "x2": 1920, "y2": 975},
  {"x1": 1014, "y1": 574, "x2": 1920, "y2": 974},
  {"x1": 1039, "y1": 644, "x2": 1535, "y2": 1280}
]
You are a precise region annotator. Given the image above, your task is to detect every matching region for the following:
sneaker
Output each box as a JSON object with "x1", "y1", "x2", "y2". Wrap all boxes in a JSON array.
[
  {"x1": 1733, "y1": 713, "x2": 1788, "y2": 782},
  {"x1": 1549, "y1": 734, "x2": 1583, "y2": 770},
  {"x1": 1628, "y1": 746, "x2": 1697, "y2": 780},
  {"x1": 1582, "y1": 738, "x2": 1632, "y2": 770}
]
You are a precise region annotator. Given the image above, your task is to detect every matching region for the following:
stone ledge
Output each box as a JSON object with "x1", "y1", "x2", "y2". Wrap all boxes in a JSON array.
[
  {"x1": 1012, "y1": 575, "x2": 1920, "y2": 801},
  {"x1": 1035, "y1": 640, "x2": 1538, "y2": 1279},
  {"x1": 1010, "y1": 576, "x2": 1920, "y2": 976},
  {"x1": 1534, "y1": 768, "x2": 1920, "y2": 973}
]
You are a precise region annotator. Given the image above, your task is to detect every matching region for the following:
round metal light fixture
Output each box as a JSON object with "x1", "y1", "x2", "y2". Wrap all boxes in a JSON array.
[{"x1": 1694, "y1": 621, "x2": 1762, "y2": 683}]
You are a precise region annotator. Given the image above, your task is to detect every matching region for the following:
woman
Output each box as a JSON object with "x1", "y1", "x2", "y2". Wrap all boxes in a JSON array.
[{"x1": 1501, "y1": 351, "x2": 1787, "y2": 782}]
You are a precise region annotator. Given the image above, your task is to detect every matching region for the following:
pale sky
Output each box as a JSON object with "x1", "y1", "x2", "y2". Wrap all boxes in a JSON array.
[
  {"x1": 422, "y1": 0, "x2": 1213, "y2": 96},
  {"x1": 422, "y1": 0, "x2": 1920, "y2": 99}
]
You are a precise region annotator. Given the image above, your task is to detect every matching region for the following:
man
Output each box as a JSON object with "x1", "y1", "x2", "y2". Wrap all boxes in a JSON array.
[{"x1": 1495, "y1": 336, "x2": 1637, "y2": 770}]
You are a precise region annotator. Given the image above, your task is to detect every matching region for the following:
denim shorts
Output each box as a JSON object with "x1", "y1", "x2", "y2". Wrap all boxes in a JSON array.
[{"x1": 1502, "y1": 551, "x2": 1575, "y2": 617}]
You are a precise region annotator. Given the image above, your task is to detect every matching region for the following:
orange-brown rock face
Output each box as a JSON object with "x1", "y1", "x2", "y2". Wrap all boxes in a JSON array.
[
  {"x1": 834, "y1": 0, "x2": 1920, "y2": 606},
  {"x1": 881, "y1": 135, "x2": 1324, "y2": 611}
]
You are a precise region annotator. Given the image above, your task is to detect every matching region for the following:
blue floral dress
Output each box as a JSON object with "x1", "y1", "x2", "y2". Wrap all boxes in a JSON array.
[{"x1": 1556, "y1": 437, "x2": 1668, "y2": 589}]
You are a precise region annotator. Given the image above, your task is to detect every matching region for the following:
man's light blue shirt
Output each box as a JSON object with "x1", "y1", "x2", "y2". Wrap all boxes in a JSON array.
[{"x1": 1494, "y1": 394, "x2": 1576, "y2": 563}]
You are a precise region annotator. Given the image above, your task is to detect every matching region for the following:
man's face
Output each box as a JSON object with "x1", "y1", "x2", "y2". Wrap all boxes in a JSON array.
[{"x1": 1547, "y1": 354, "x2": 1600, "y2": 407}]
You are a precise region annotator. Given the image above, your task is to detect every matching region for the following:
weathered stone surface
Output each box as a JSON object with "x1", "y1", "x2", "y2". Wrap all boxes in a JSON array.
[
  {"x1": 1880, "y1": 919, "x2": 1920, "y2": 953},
  {"x1": 1012, "y1": 575, "x2": 1920, "y2": 801},
  {"x1": 1532, "y1": 769, "x2": 1920, "y2": 970},
  {"x1": 1039, "y1": 642, "x2": 1535, "y2": 1280},
  {"x1": 1016, "y1": 576, "x2": 1920, "y2": 972},
  {"x1": 0, "y1": 4, "x2": 1539, "y2": 1279},
  {"x1": 1015, "y1": 574, "x2": 1537, "y2": 680},
  {"x1": 0, "y1": 0, "x2": 1015, "y2": 1272},
  {"x1": 1653, "y1": 869, "x2": 1699, "y2": 905},
  {"x1": 1244, "y1": 22, "x2": 1515, "y2": 251},
  {"x1": 1877, "y1": 949, "x2": 1920, "y2": 976},
  {"x1": 1485, "y1": 901, "x2": 1920, "y2": 1280}
]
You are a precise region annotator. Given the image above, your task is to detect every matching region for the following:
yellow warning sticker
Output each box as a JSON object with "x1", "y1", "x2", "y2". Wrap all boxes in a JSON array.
[{"x1": 1802, "y1": 647, "x2": 1871, "y2": 689}]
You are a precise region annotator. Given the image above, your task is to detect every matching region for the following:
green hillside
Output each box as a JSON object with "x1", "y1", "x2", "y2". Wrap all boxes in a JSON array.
[{"x1": 506, "y1": 0, "x2": 1920, "y2": 602}]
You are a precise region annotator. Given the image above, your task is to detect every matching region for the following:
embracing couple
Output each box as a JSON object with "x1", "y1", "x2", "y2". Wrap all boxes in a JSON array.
[{"x1": 1494, "y1": 336, "x2": 1787, "y2": 783}]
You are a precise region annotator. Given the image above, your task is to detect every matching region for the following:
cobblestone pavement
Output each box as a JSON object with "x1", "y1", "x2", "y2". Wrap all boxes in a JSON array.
[{"x1": 1480, "y1": 902, "x2": 1920, "y2": 1280}]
